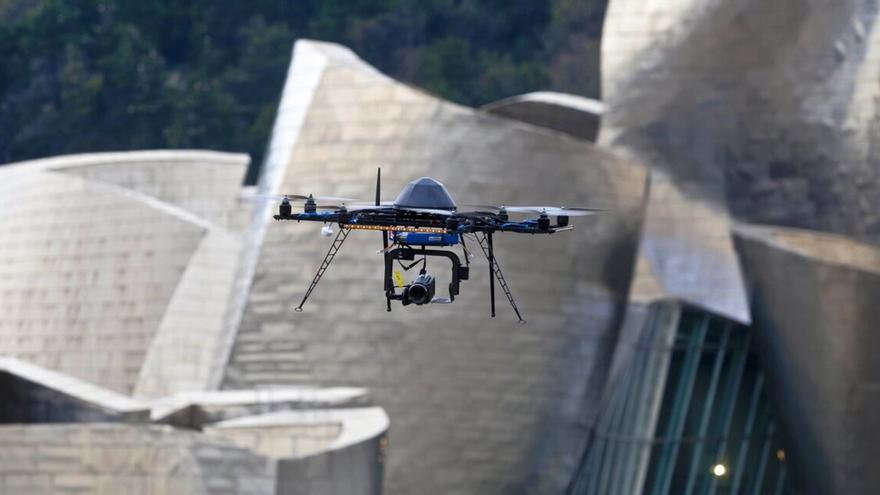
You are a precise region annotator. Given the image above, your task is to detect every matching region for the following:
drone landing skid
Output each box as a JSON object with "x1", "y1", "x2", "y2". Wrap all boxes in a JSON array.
[
  {"x1": 474, "y1": 232, "x2": 526, "y2": 324},
  {"x1": 294, "y1": 227, "x2": 351, "y2": 312}
]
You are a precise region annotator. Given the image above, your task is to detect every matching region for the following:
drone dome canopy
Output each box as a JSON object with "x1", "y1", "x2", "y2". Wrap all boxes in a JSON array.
[{"x1": 393, "y1": 177, "x2": 457, "y2": 210}]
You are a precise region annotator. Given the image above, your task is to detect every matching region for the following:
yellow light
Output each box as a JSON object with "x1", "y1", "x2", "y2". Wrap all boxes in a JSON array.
[
  {"x1": 712, "y1": 464, "x2": 727, "y2": 477},
  {"x1": 777, "y1": 449, "x2": 785, "y2": 462}
]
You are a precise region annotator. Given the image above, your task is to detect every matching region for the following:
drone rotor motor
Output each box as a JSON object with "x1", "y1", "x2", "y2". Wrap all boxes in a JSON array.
[{"x1": 537, "y1": 213, "x2": 551, "y2": 231}]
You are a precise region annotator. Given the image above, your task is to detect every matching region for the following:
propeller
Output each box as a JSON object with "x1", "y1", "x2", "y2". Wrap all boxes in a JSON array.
[
  {"x1": 453, "y1": 210, "x2": 500, "y2": 218},
  {"x1": 396, "y1": 207, "x2": 455, "y2": 216},
  {"x1": 246, "y1": 193, "x2": 363, "y2": 203},
  {"x1": 346, "y1": 204, "x2": 455, "y2": 215},
  {"x1": 462, "y1": 204, "x2": 601, "y2": 216},
  {"x1": 346, "y1": 202, "x2": 395, "y2": 211}
]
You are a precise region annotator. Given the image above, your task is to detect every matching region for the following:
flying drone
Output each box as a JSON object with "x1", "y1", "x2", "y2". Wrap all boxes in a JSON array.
[{"x1": 267, "y1": 169, "x2": 599, "y2": 323}]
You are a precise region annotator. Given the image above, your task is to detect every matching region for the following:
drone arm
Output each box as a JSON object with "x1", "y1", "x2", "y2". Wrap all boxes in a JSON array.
[
  {"x1": 275, "y1": 211, "x2": 341, "y2": 222},
  {"x1": 497, "y1": 223, "x2": 574, "y2": 234}
]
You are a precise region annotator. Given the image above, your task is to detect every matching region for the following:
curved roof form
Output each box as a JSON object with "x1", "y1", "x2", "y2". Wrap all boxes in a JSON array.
[
  {"x1": 220, "y1": 39, "x2": 648, "y2": 494},
  {"x1": 601, "y1": 0, "x2": 880, "y2": 241},
  {"x1": 393, "y1": 177, "x2": 456, "y2": 210},
  {"x1": 0, "y1": 423, "x2": 278, "y2": 495},
  {"x1": 206, "y1": 406, "x2": 389, "y2": 457},
  {"x1": 628, "y1": 170, "x2": 750, "y2": 323},
  {"x1": 483, "y1": 91, "x2": 604, "y2": 142},
  {"x1": 0, "y1": 150, "x2": 248, "y2": 395},
  {"x1": 733, "y1": 224, "x2": 880, "y2": 494}
]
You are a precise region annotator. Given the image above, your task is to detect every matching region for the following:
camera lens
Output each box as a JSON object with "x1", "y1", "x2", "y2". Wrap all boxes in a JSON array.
[
  {"x1": 408, "y1": 284, "x2": 429, "y2": 304},
  {"x1": 407, "y1": 273, "x2": 436, "y2": 305}
]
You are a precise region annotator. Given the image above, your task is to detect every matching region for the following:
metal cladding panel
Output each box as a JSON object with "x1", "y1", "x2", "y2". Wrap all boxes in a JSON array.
[
  {"x1": 483, "y1": 92, "x2": 604, "y2": 142},
  {"x1": 0, "y1": 424, "x2": 276, "y2": 494},
  {"x1": 223, "y1": 40, "x2": 647, "y2": 495},
  {"x1": 628, "y1": 170, "x2": 750, "y2": 323},
  {"x1": 0, "y1": 151, "x2": 248, "y2": 397},
  {"x1": 0, "y1": 168, "x2": 206, "y2": 394},
  {"x1": 601, "y1": 0, "x2": 880, "y2": 242},
  {"x1": 733, "y1": 224, "x2": 880, "y2": 494},
  {"x1": 52, "y1": 150, "x2": 249, "y2": 230}
]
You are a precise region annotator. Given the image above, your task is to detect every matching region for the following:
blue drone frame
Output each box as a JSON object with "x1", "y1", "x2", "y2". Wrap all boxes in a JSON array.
[{"x1": 271, "y1": 169, "x2": 598, "y2": 323}]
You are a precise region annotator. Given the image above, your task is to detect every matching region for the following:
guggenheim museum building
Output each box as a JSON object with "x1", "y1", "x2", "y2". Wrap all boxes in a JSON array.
[{"x1": 0, "y1": 1, "x2": 878, "y2": 494}]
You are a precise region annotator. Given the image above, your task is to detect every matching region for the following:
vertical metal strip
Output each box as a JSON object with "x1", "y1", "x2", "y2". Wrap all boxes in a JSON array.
[
  {"x1": 604, "y1": 331, "x2": 651, "y2": 494},
  {"x1": 589, "y1": 333, "x2": 646, "y2": 495},
  {"x1": 684, "y1": 324, "x2": 731, "y2": 495},
  {"x1": 580, "y1": 304, "x2": 669, "y2": 495},
  {"x1": 584, "y1": 402, "x2": 616, "y2": 492},
  {"x1": 729, "y1": 374, "x2": 765, "y2": 494},
  {"x1": 749, "y1": 420, "x2": 776, "y2": 495},
  {"x1": 619, "y1": 310, "x2": 664, "y2": 495},
  {"x1": 584, "y1": 349, "x2": 630, "y2": 494},
  {"x1": 704, "y1": 331, "x2": 751, "y2": 495},
  {"x1": 631, "y1": 303, "x2": 681, "y2": 495},
  {"x1": 773, "y1": 464, "x2": 787, "y2": 495},
  {"x1": 651, "y1": 313, "x2": 709, "y2": 495}
]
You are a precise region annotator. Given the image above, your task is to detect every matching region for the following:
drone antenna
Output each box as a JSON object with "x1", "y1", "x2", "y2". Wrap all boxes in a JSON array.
[
  {"x1": 375, "y1": 167, "x2": 382, "y2": 207},
  {"x1": 377, "y1": 167, "x2": 392, "y2": 312}
]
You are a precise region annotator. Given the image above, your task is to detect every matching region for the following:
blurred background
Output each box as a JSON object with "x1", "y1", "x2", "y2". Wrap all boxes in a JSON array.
[{"x1": 0, "y1": 0, "x2": 605, "y2": 182}]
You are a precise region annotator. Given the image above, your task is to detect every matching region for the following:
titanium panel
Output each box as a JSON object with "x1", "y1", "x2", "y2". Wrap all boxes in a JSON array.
[
  {"x1": 223, "y1": 40, "x2": 647, "y2": 494},
  {"x1": 629, "y1": 170, "x2": 750, "y2": 323},
  {"x1": 733, "y1": 224, "x2": 880, "y2": 494},
  {"x1": 483, "y1": 91, "x2": 604, "y2": 142},
  {"x1": 601, "y1": 0, "x2": 880, "y2": 241},
  {"x1": 570, "y1": 302, "x2": 787, "y2": 495}
]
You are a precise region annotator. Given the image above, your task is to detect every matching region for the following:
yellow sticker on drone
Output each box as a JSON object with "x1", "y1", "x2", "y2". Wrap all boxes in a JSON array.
[{"x1": 393, "y1": 271, "x2": 405, "y2": 288}]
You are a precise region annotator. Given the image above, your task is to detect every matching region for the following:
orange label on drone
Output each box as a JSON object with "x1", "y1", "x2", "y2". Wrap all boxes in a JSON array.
[{"x1": 342, "y1": 224, "x2": 448, "y2": 233}]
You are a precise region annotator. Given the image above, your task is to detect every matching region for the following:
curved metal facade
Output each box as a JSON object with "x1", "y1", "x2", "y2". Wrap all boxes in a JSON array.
[
  {"x1": 570, "y1": 302, "x2": 788, "y2": 495},
  {"x1": 221, "y1": 40, "x2": 648, "y2": 494},
  {"x1": 0, "y1": 151, "x2": 249, "y2": 395},
  {"x1": 483, "y1": 92, "x2": 604, "y2": 142},
  {"x1": 601, "y1": 0, "x2": 880, "y2": 241},
  {"x1": 734, "y1": 225, "x2": 880, "y2": 494}
]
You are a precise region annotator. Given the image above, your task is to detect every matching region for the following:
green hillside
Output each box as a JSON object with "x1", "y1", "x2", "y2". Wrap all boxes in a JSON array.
[{"x1": 0, "y1": 0, "x2": 606, "y2": 181}]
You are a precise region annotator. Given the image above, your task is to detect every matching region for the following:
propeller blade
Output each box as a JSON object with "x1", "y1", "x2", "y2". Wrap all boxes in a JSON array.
[
  {"x1": 346, "y1": 203, "x2": 395, "y2": 211},
  {"x1": 461, "y1": 204, "x2": 505, "y2": 211},
  {"x1": 453, "y1": 211, "x2": 499, "y2": 218},
  {"x1": 505, "y1": 206, "x2": 598, "y2": 216},
  {"x1": 461, "y1": 204, "x2": 601, "y2": 216},
  {"x1": 246, "y1": 194, "x2": 362, "y2": 203},
  {"x1": 350, "y1": 204, "x2": 455, "y2": 215},
  {"x1": 397, "y1": 207, "x2": 455, "y2": 216}
]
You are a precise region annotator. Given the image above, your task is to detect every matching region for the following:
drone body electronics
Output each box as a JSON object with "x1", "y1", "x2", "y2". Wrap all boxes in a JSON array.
[{"x1": 268, "y1": 170, "x2": 599, "y2": 323}]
